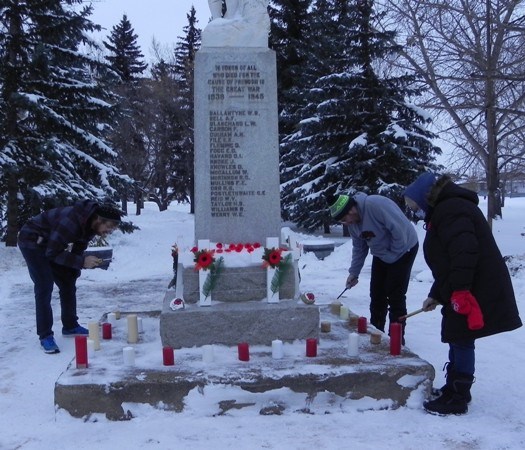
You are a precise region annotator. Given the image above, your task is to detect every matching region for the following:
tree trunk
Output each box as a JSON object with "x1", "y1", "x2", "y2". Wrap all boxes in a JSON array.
[
  {"x1": 485, "y1": 9, "x2": 500, "y2": 228},
  {"x1": 134, "y1": 187, "x2": 141, "y2": 216},
  {"x1": 120, "y1": 191, "x2": 128, "y2": 214},
  {"x1": 5, "y1": 173, "x2": 19, "y2": 247},
  {"x1": 4, "y1": 5, "x2": 22, "y2": 247},
  {"x1": 189, "y1": 177, "x2": 195, "y2": 214}
]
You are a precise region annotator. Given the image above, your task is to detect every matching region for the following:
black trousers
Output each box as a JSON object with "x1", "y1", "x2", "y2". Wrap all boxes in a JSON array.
[{"x1": 369, "y1": 243, "x2": 418, "y2": 333}]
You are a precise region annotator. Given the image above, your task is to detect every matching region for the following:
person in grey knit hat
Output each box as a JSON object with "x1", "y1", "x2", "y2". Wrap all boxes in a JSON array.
[{"x1": 328, "y1": 192, "x2": 419, "y2": 342}]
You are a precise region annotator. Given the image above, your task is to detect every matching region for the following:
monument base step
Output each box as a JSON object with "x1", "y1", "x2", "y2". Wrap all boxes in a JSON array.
[
  {"x1": 54, "y1": 310, "x2": 435, "y2": 421},
  {"x1": 160, "y1": 291, "x2": 319, "y2": 348}
]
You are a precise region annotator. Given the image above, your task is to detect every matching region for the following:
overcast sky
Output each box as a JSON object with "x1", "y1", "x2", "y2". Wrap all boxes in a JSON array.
[{"x1": 88, "y1": 0, "x2": 210, "y2": 57}]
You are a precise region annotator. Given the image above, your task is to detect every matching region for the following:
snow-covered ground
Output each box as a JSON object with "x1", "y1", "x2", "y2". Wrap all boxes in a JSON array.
[{"x1": 1, "y1": 199, "x2": 524, "y2": 450}]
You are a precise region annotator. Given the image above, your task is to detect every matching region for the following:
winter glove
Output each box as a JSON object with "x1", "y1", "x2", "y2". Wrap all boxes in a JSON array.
[
  {"x1": 450, "y1": 290, "x2": 484, "y2": 330},
  {"x1": 346, "y1": 275, "x2": 359, "y2": 289},
  {"x1": 422, "y1": 297, "x2": 438, "y2": 312}
]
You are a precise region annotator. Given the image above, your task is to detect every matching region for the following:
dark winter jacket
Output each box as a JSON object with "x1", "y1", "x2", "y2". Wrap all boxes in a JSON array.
[
  {"x1": 422, "y1": 176, "x2": 522, "y2": 342},
  {"x1": 18, "y1": 200, "x2": 99, "y2": 270}
]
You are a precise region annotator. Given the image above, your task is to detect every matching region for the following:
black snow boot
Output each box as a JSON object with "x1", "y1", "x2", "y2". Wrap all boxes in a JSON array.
[
  {"x1": 424, "y1": 372, "x2": 474, "y2": 416},
  {"x1": 431, "y1": 363, "x2": 472, "y2": 403}
]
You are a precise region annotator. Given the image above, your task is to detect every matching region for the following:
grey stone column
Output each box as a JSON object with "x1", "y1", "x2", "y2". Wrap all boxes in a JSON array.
[{"x1": 194, "y1": 48, "x2": 280, "y2": 244}]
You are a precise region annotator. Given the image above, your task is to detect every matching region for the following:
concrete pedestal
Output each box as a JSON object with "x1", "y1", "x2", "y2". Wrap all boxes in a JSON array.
[
  {"x1": 54, "y1": 309, "x2": 435, "y2": 421},
  {"x1": 160, "y1": 292, "x2": 319, "y2": 348}
]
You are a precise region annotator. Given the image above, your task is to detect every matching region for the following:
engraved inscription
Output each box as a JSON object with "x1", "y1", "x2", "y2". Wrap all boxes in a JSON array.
[{"x1": 207, "y1": 63, "x2": 267, "y2": 218}]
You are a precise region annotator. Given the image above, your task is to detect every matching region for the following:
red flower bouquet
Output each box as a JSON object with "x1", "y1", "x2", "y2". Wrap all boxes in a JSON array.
[
  {"x1": 262, "y1": 247, "x2": 284, "y2": 269},
  {"x1": 262, "y1": 246, "x2": 293, "y2": 295},
  {"x1": 193, "y1": 249, "x2": 216, "y2": 271}
]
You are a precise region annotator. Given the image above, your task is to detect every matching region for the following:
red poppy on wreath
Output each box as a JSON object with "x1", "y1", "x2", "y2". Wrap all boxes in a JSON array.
[
  {"x1": 262, "y1": 247, "x2": 283, "y2": 268},
  {"x1": 193, "y1": 249, "x2": 215, "y2": 271}
]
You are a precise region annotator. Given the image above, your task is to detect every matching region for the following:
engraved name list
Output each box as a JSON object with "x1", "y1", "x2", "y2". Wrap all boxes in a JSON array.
[{"x1": 207, "y1": 63, "x2": 267, "y2": 218}]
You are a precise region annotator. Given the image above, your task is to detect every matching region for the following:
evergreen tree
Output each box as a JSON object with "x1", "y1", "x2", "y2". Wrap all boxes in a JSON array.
[
  {"x1": 103, "y1": 14, "x2": 147, "y2": 82},
  {"x1": 269, "y1": 0, "x2": 314, "y2": 138},
  {"x1": 0, "y1": 0, "x2": 127, "y2": 245},
  {"x1": 281, "y1": 0, "x2": 441, "y2": 231},
  {"x1": 269, "y1": 1, "x2": 314, "y2": 222},
  {"x1": 103, "y1": 14, "x2": 148, "y2": 214},
  {"x1": 146, "y1": 58, "x2": 188, "y2": 211},
  {"x1": 173, "y1": 6, "x2": 201, "y2": 213}
]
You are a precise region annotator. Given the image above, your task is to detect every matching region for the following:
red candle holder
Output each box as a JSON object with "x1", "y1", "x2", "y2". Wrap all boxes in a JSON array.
[
  {"x1": 102, "y1": 322, "x2": 112, "y2": 340},
  {"x1": 238, "y1": 342, "x2": 250, "y2": 361},
  {"x1": 357, "y1": 316, "x2": 367, "y2": 333},
  {"x1": 390, "y1": 323, "x2": 402, "y2": 356},
  {"x1": 75, "y1": 335, "x2": 88, "y2": 369},
  {"x1": 306, "y1": 338, "x2": 317, "y2": 357},
  {"x1": 162, "y1": 346, "x2": 175, "y2": 366}
]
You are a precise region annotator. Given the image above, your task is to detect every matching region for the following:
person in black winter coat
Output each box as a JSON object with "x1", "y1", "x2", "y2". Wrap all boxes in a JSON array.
[
  {"x1": 18, "y1": 200, "x2": 123, "y2": 354},
  {"x1": 404, "y1": 173, "x2": 522, "y2": 415}
]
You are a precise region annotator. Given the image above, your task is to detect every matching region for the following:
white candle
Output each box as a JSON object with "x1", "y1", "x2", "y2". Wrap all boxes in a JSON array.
[
  {"x1": 272, "y1": 339, "x2": 284, "y2": 359},
  {"x1": 127, "y1": 314, "x2": 138, "y2": 344},
  {"x1": 347, "y1": 332, "x2": 359, "y2": 357},
  {"x1": 123, "y1": 346, "x2": 135, "y2": 366},
  {"x1": 87, "y1": 339, "x2": 95, "y2": 358},
  {"x1": 137, "y1": 317, "x2": 143, "y2": 333},
  {"x1": 202, "y1": 345, "x2": 215, "y2": 363},
  {"x1": 340, "y1": 306, "x2": 349, "y2": 320},
  {"x1": 107, "y1": 313, "x2": 117, "y2": 327},
  {"x1": 88, "y1": 321, "x2": 100, "y2": 350}
]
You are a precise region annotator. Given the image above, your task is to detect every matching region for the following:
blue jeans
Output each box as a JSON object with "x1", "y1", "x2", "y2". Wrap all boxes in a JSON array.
[
  {"x1": 449, "y1": 340, "x2": 476, "y2": 375},
  {"x1": 19, "y1": 246, "x2": 80, "y2": 339}
]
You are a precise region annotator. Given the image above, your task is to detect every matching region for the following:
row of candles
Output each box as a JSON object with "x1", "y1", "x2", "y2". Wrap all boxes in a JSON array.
[
  {"x1": 75, "y1": 313, "x2": 143, "y2": 369},
  {"x1": 329, "y1": 300, "x2": 403, "y2": 356},
  {"x1": 162, "y1": 323, "x2": 402, "y2": 366},
  {"x1": 75, "y1": 310, "x2": 403, "y2": 369}
]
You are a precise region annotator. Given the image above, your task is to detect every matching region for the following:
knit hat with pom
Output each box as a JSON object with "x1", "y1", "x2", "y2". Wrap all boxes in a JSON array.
[{"x1": 327, "y1": 194, "x2": 357, "y2": 221}]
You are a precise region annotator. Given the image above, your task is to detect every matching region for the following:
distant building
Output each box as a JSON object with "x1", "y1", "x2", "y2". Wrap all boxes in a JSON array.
[{"x1": 460, "y1": 173, "x2": 525, "y2": 198}]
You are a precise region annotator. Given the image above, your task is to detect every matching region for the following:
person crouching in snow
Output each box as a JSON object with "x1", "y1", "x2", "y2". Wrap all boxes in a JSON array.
[
  {"x1": 404, "y1": 173, "x2": 522, "y2": 415},
  {"x1": 18, "y1": 201, "x2": 124, "y2": 354}
]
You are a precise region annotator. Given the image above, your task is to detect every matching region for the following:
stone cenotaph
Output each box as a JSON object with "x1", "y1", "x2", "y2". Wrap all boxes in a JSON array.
[{"x1": 160, "y1": 0, "x2": 319, "y2": 348}]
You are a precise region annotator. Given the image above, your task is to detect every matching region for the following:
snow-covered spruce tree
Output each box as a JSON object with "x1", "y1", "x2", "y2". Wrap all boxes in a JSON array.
[
  {"x1": 172, "y1": 5, "x2": 201, "y2": 213},
  {"x1": 278, "y1": 0, "x2": 337, "y2": 226},
  {"x1": 145, "y1": 58, "x2": 191, "y2": 212},
  {"x1": 103, "y1": 14, "x2": 148, "y2": 215},
  {"x1": 0, "y1": 0, "x2": 128, "y2": 245},
  {"x1": 103, "y1": 14, "x2": 147, "y2": 83},
  {"x1": 269, "y1": 0, "x2": 315, "y2": 222},
  {"x1": 269, "y1": 0, "x2": 314, "y2": 139},
  {"x1": 281, "y1": 0, "x2": 441, "y2": 231}
]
